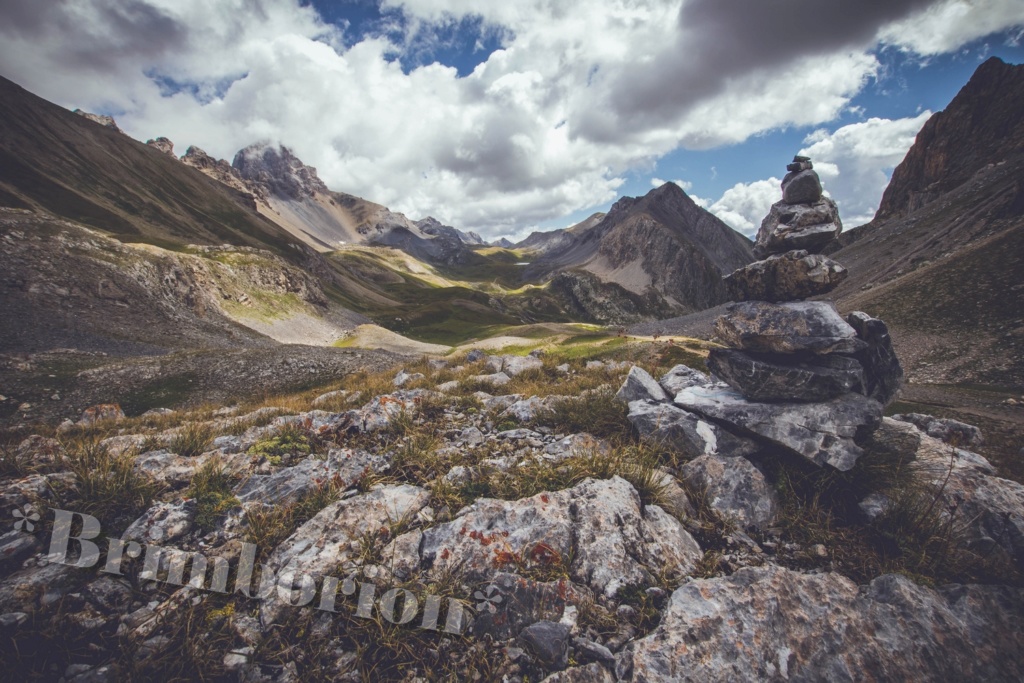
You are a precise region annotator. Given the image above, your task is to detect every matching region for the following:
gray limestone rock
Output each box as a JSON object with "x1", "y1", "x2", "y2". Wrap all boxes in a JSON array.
[
  {"x1": 754, "y1": 197, "x2": 842, "y2": 257},
  {"x1": 615, "y1": 366, "x2": 669, "y2": 403},
  {"x1": 847, "y1": 311, "x2": 904, "y2": 406},
  {"x1": 674, "y1": 385, "x2": 883, "y2": 471},
  {"x1": 724, "y1": 250, "x2": 848, "y2": 302},
  {"x1": 707, "y1": 348, "x2": 866, "y2": 402},
  {"x1": 715, "y1": 301, "x2": 867, "y2": 356},
  {"x1": 259, "y1": 484, "x2": 430, "y2": 625},
  {"x1": 892, "y1": 413, "x2": 982, "y2": 449},
  {"x1": 627, "y1": 400, "x2": 758, "y2": 459},
  {"x1": 659, "y1": 364, "x2": 712, "y2": 396},
  {"x1": 681, "y1": 455, "x2": 779, "y2": 530},
  {"x1": 628, "y1": 566, "x2": 1024, "y2": 682},
  {"x1": 418, "y1": 477, "x2": 702, "y2": 598},
  {"x1": 503, "y1": 355, "x2": 545, "y2": 376}
]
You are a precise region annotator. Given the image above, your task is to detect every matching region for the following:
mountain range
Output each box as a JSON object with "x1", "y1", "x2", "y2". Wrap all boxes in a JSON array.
[{"x1": 0, "y1": 58, "x2": 1021, "y2": 427}]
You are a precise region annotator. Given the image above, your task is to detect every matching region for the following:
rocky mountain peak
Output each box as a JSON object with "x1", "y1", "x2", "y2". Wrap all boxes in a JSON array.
[
  {"x1": 145, "y1": 137, "x2": 175, "y2": 157},
  {"x1": 875, "y1": 56, "x2": 1024, "y2": 220},
  {"x1": 73, "y1": 108, "x2": 122, "y2": 133},
  {"x1": 232, "y1": 143, "x2": 328, "y2": 201}
]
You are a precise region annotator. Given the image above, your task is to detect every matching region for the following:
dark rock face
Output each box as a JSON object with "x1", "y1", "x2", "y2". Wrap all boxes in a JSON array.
[
  {"x1": 707, "y1": 348, "x2": 865, "y2": 402},
  {"x1": 846, "y1": 311, "x2": 903, "y2": 406},
  {"x1": 232, "y1": 143, "x2": 328, "y2": 201},
  {"x1": 674, "y1": 385, "x2": 883, "y2": 471},
  {"x1": 754, "y1": 198, "x2": 842, "y2": 258},
  {"x1": 781, "y1": 169, "x2": 823, "y2": 204},
  {"x1": 627, "y1": 399, "x2": 759, "y2": 459},
  {"x1": 724, "y1": 250, "x2": 847, "y2": 302},
  {"x1": 629, "y1": 566, "x2": 1024, "y2": 682},
  {"x1": 714, "y1": 301, "x2": 866, "y2": 355},
  {"x1": 528, "y1": 182, "x2": 755, "y2": 321},
  {"x1": 145, "y1": 137, "x2": 175, "y2": 157},
  {"x1": 876, "y1": 57, "x2": 1024, "y2": 220}
]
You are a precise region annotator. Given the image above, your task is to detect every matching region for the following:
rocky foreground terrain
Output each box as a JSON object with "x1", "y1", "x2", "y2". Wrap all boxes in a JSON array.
[{"x1": 1, "y1": 342, "x2": 1023, "y2": 681}]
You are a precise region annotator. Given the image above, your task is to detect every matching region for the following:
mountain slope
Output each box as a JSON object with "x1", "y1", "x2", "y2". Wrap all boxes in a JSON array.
[
  {"x1": 526, "y1": 183, "x2": 754, "y2": 321},
  {"x1": 875, "y1": 57, "x2": 1024, "y2": 221},
  {"x1": 829, "y1": 58, "x2": 1024, "y2": 389},
  {"x1": 0, "y1": 76, "x2": 298, "y2": 255}
]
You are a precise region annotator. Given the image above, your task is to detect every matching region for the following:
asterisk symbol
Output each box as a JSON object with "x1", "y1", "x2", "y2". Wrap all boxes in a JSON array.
[
  {"x1": 473, "y1": 584, "x2": 503, "y2": 614},
  {"x1": 12, "y1": 505, "x2": 40, "y2": 533}
]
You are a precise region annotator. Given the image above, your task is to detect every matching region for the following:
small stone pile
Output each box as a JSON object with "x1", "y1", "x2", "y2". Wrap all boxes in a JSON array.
[{"x1": 675, "y1": 156, "x2": 904, "y2": 471}]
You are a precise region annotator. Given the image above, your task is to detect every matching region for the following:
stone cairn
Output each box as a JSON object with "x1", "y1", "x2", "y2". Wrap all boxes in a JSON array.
[{"x1": 675, "y1": 156, "x2": 904, "y2": 471}]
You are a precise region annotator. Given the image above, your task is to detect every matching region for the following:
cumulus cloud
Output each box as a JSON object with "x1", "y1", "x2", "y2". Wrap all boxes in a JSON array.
[
  {"x1": 878, "y1": 0, "x2": 1024, "y2": 55},
  {"x1": 703, "y1": 179, "x2": 783, "y2": 238},
  {"x1": 798, "y1": 113, "x2": 931, "y2": 226},
  {"x1": 0, "y1": 0, "x2": 1018, "y2": 236}
]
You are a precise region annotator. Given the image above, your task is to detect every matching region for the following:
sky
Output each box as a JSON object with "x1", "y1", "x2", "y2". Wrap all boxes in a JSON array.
[{"x1": 0, "y1": 1, "x2": 1022, "y2": 242}]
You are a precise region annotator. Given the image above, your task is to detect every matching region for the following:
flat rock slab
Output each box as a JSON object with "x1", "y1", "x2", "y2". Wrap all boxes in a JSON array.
[
  {"x1": 847, "y1": 311, "x2": 904, "y2": 406},
  {"x1": 628, "y1": 566, "x2": 1024, "y2": 682},
  {"x1": 724, "y1": 250, "x2": 847, "y2": 302},
  {"x1": 674, "y1": 385, "x2": 882, "y2": 470},
  {"x1": 755, "y1": 198, "x2": 842, "y2": 257},
  {"x1": 628, "y1": 400, "x2": 758, "y2": 459},
  {"x1": 715, "y1": 301, "x2": 866, "y2": 355},
  {"x1": 707, "y1": 348, "x2": 866, "y2": 402}
]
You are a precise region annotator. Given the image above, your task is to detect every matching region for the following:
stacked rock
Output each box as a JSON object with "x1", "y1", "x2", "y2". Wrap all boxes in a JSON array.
[{"x1": 674, "y1": 156, "x2": 904, "y2": 472}]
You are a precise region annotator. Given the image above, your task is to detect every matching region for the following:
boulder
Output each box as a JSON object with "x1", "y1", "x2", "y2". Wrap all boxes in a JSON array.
[
  {"x1": 503, "y1": 355, "x2": 544, "y2": 376},
  {"x1": 847, "y1": 311, "x2": 904, "y2": 405},
  {"x1": 674, "y1": 385, "x2": 883, "y2": 471},
  {"x1": 627, "y1": 400, "x2": 758, "y2": 459},
  {"x1": 892, "y1": 413, "x2": 982, "y2": 449},
  {"x1": 724, "y1": 250, "x2": 848, "y2": 302},
  {"x1": 470, "y1": 372, "x2": 512, "y2": 387},
  {"x1": 519, "y1": 620, "x2": 571, "y2": 669},
  {"x1": 680, "y1": 455, "x2": 779, "y2": 530},
  {"x1": 260, "y1": 484, "x2": 431, "y2": 625},
  {"x1": 628, "y1": 566, "x2": 1024, "y2": 682},
  {"x1": 715, "y1": 301, "x2": 866, "y2": 355},
  {"x1": 754, "y1": 198, "x2": 842, "y2": 257},
  {"x1": 912, "y1": 434, "x2": 1024, "y2": 572},
  {"x1": 418, "y1": 477, "x2": 702, "y2": 598},
  {"x1": 659, "y1": 365, "x2": 712, "y2": 396},
  {"x1": 707, "y1": 348, "x2": 866, "y2": 402},
  {"x1": 503, "y1": 397, "x2": 548, "y2": 422},
  {"x1": 615, "y1": 366, "x2": 669, "y2": 403},
  {"x1": 781, "y1": 169, "x2": 823, "y2": 204},
  {"x1": 78, "y1": 404, "x2": 125, "y2": 425}
]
